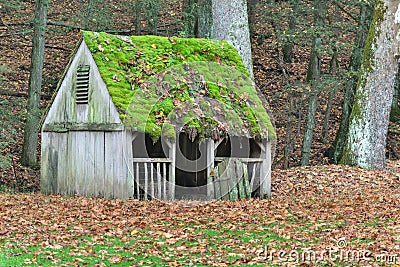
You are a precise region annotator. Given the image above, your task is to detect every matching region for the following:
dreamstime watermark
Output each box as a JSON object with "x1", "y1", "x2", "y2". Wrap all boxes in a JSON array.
[{"x1": 257, "y1": 238, "x2": 400, "y2": 265}]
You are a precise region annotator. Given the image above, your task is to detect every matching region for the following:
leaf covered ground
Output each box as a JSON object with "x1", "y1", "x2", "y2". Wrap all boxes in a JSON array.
[{"x1": 1, "y1": 162, "x2": 399, "y2": 266}]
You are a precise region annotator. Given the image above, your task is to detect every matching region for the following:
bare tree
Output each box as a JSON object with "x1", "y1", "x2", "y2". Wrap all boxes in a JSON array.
[
  {"x1": 21, "y1": 0, "x2": 48, "y2": 167},
  {"x1": 341, "y1": 0, "x2": 400, "y2": 169},
  {"x1": 212, "y1": 0, "x2": 254, "y2": 79},
  {"x1": 329, "y1": 2, "x2": 374, "y2": 163},
  {"x1": 183, "y1": 0, "x2": 213, "y2": 38},
  {"x1": 300, "y1": 0, "x2": 326, "y2": 166}
]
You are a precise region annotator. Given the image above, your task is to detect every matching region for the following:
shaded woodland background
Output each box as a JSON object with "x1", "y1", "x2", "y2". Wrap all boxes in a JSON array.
[{"x1": 0, "y1": 0, "x2": 399, "y2": 191}]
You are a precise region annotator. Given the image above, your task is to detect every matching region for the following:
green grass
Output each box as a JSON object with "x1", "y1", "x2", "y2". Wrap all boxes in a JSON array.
[
  {"x1": 0, "y1": 213, "x2": 396, "y2": 266},
  {"x1": 0, "y1": 225, "x2": 292, "y2": 266}
]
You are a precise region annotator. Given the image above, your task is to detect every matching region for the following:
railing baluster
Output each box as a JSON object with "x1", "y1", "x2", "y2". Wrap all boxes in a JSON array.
[
  {"x1": 144, "y1": 162, "x2": 148, "y2": 200},
  {"x1": 163, "y1": 163, "x2": 167, "y2": 200},
  {"x1": 135, "y1": 162, "x2": 139, "y2": 199},
  {"x1": 250, "y1": 163, "x2": 257, "y2": 193},
  {"x1": 150, "y1": 163, "x2": 155, "y2": 198},
  {"x1": 157, "y1": 163, "x2": 161, "y2": 199}
]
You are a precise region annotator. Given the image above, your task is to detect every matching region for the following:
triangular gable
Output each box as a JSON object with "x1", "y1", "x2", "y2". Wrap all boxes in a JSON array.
[{"x1": 43, "y1": 40, "x2": 122, "y2": 132}]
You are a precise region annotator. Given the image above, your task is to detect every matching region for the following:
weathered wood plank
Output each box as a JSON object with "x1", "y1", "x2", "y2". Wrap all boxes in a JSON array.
[
  {"x1": 135, "y1": 162, "x2": 140, "y2": 199},
  {"x1": 150, "y1": 162, "x2": 155, "y2": 198},
  {"x1": 43, "y1": 123, "x2": 124, "y2": 132},
  {"x1": 163, "y1": 163, "x2": 167, "y2": 200},
  {"x1": 76, "y1": 104, "x2": 88, "y2": 123},
  {"x1": 123, "y1": 131, "x2": 134, "y2": 199},
  {"x1": 227, "y1": 159, "x2": 238, "y2": 201},
  {"x1": 94, "y1": 132, "x2": 105, "y2": 198},
  {"x1": 112, "y1": 132, "x2": 120, "y2": 199},
  {"x1": 40, "y1": 132, "x2": 53, "y2": 194},
  {"x1": 104, "y1": 132, "x2": 116, "y2": 198},
  {"x1": 85, "y1": 132, "x2": 96, "y2": 197},
  {"x1": 215, "y1": 157, "x2": 263, "y2": 163},
  {"x1": 56, "y1": 133, "x2": 68, "y2": 195},
  {"x1": 206, "y1": 139, "x2": 215, "y2": 200},
  {"x1": 131, "y1": 158, "x2": 173, "y2": 163},
  {"x1": 167, "y1": 141, "x2": 176, "y2": 201},
  {"x1": 264, "y1": 141, "x2": 272, "y2": 198},
  {"x1": 66, "y1": 131, "x2": 74, "y2": 195},
  {"x1": 237, "y1": 161, "x2": 246, "y2": 199},
  {"x1": 242, "y1": 163, "x2": 251, "y2": 198},
  {"x1": 144, "y1": 162, "x2": 148, "y2": 200},
  {"x1": 157, "y1": 163, "x2": 161, "y2": 199},
  {"x1": 258, "y1": 139, "x2": 271, "y2": 198},
  {"x1": 214, "y1": 161, "x2": 223, "y2": 200},
  {"x1": 249, "y1": 163, "x2": 256, "y2": 193},
  {"x1": 74, "y1": 131, "x2": 87, "y2": 195},
  {"x1": 113, "y1": 131, "x2": 124, "y2": 198},
  {"x1": 216, "y1": 159, "x2": 229, "y2": 200}
]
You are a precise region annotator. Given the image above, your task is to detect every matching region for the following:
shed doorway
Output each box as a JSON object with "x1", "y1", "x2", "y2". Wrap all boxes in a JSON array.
[{"x1": 174, "y1": 133, "x2": 208, "y2": 199}]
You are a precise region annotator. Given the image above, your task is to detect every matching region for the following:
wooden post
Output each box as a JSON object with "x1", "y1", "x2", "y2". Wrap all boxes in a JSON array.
[
  {"x1": 135, "y1": 163, "x2": 139, "y2": 199},
  {"x1": 163, "y1": 163, "x2": 167, "y2": 200},
  {"x1": 144, "y1": 162, "x2": 148, "y2": 200},
  {"x1": 157, "y1": 162, "x2": 161, "y2": 199},
  {"x1": 167, "y1": 140, "x2": 176, "y2": 200},
  {"x1": 150, "y1": 163, "x2": 155, "y2": 198},
  {"x1": 206, "y1": 138, "x2": 215, "y2": 200},
  {"x1": 259, "y1": 139, "x2": 271, "y2": 198}
]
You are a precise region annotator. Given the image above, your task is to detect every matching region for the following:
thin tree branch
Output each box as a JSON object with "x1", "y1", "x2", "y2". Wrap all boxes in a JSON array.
[
  {"x1": 0, "y1": 30, "x2": 33, "y2": 38},
  {"x1": 0, "y1": 42, "x2": 69, "y2": 51},
  {"x1": 0, "y1": 90, "x2": 51, "y2": 100},
  {"x1": 332, "y1": 0, "x2": 358, "y2": 22},
  {"x1": 47, "y1": 20, "x2": 134, "y2": 34}
]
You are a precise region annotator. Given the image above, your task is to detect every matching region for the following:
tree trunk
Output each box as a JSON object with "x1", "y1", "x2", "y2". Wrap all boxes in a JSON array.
[
  {"x1": 212, "y1": 0, "x2": 254, "y2": 79},
  {"x1": 134, "y1": 1, "x2": 142, "y2": 35},
  {"x1": 282, "y1": 0, "x2": 298, "y2": 63},
  {"x1": 329, "y1": 3, "x2": 374, "y2": 163},
  {"x1": 283, "y1": 97, "x2": 294, "y2": 169},
  {"x1": 340, "y1": 0, "x2": 400, "y2": 169},
  {"x1": 183, "y1": 0, "x2": 197, "y2": 37},
  {"x1": 322, "y1": 47, "x2": 339, "y2": 143},
  {"x1": 21, "y1": 0, "x2": 48, "y2": 167},
  {"x1": 300, "y1": 0, "x2": 326, "y2": 166},
  {"x1": 390, "y1": 63, "x2": 400, "y2": 121},
  {"x1": 247, "y1": 0, "x2": 257, "y2": 38},
  {"x1": 183, "y1": 0, "x2": 213, "y2": 38},
  {"x1": 196, "y1": 0, "x2": 213, "y2": 38}
]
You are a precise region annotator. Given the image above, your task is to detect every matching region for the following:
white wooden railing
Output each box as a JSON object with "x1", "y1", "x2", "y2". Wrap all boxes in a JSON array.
[{"x1": 131, "y1": 158, "x2": 173, "y2": 200}]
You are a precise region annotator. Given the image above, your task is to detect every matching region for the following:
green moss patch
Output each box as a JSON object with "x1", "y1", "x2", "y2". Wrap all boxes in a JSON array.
[{"x1": 83, "y1": 31, "x2": 275, "y2": 141}]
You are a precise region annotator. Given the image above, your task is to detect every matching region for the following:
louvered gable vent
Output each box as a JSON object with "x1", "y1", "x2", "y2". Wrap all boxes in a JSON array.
[{"x1": 76, "y1": 65, "x2": 90, "y2": 104}]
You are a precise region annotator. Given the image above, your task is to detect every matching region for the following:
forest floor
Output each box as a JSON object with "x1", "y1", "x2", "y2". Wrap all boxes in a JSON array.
[
  {"x1": 0, "y1": 162, "x2": 399, "y2": 266},
  {"x1": 0, "y1": 1, "x2": 400, "y2": 266}
]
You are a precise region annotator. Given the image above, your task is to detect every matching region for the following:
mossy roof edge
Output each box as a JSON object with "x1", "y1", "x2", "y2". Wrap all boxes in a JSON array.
[{"x1": 82, "y1": 31, "x2": 276, "y2": 141}]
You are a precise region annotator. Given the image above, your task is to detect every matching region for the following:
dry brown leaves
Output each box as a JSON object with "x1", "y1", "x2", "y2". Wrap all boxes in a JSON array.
[{"x1": 0, "y1": 161, "x2": 399, "y2": 266}]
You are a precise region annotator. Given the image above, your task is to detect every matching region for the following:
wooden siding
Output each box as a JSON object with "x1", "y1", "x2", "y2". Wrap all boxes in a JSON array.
[
  {"x1": 41, "y1": 131, "x2": 131, "y2": 198},
  {"x1": 43, "y1": 40, "x2": 121, "y2": 128}
]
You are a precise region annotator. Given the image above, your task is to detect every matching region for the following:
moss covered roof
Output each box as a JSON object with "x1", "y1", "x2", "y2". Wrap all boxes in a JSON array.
[{"x1": 82, "y1": 31, "x2": 275, "y2": 141}]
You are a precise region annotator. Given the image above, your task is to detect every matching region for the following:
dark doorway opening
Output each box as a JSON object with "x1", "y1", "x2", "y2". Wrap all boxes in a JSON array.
[
  {"x1": 175, "y1": 132, "x2": 207, "y2": 188},
  {"x1": 132, "y1": 133, "x2": 167, "y2": 158}
]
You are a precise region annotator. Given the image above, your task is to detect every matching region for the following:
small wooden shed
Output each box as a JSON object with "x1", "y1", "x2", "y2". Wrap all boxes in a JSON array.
[{"x1": 41, "y1": 31, "x2": 275, "y2": 200}]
